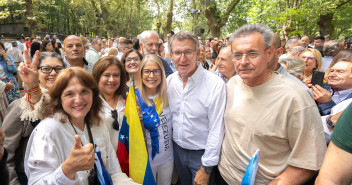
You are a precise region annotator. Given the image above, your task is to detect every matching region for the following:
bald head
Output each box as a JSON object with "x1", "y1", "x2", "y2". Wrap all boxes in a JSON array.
[{"x1": 63, "y1": 35, "x2": 84, "y2": 64}]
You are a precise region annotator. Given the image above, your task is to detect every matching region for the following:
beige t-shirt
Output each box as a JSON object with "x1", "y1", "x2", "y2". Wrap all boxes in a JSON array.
[{"x1": 218, "y1": 74, "x2": 327, "y2": 185}]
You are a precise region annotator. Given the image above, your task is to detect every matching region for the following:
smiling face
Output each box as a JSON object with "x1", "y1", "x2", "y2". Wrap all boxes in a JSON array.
[
  {"x1": 61, "y1": 77, "x2": 93, "y2": 126},
  {"x1": 171, "y1": 39, "x2": 199, "y2": 79},
  {"x1": 124, "y1": 51, "x2": 141, "y2": 75},
  {"x1": 328, "y1": 61, "x2": 352, "y2": 91},
  {"x1": 98, "y1": 65, "x2": 121, "y2": 97},
  {"x1": 39, "y1": 57, "x2": 64, "y2": 89},
  {"x1": 142, "y1": 61, "x2": 162, "y2": 96}
]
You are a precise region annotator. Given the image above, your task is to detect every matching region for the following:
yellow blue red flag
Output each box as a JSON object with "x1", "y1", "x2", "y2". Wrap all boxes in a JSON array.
[{"x1": 117, "y1": 83, "x2": 156, "y2": 185}]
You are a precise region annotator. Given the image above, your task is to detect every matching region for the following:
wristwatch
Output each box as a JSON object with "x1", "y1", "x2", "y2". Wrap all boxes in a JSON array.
[
  {"x1": 326, "y1": 115, "x2": 335, "y2": 128},
  {"x1": 202, "y1": 165, "x2": 213, "y2": 174}
]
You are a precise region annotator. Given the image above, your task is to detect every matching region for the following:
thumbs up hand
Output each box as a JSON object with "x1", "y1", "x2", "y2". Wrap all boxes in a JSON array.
[{"x1": 62, "y1": 135, "x2": 95, "y2": 180}]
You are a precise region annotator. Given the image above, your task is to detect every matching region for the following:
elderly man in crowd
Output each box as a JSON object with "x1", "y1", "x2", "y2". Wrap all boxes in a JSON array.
[
  {"x1": 85, "y1": 38, "x2": 103, "y2": 64},
  {"x1": 312, "y1": 56, "x2": 352, "y2": 116},
  {"x1": 212, "y1": 46, "x2": 236, "y2": 82},
  {"x1": 287, "y1": 46, "x2": 305, "y2": 57},
  {"x1": 321, "y1": 40, "x2": 340, "y2": 72},
  {"x1": 167, "y1": 31, "x2": 225, "y2": 185},
  {"x1": 63, "y1": 35, "x2": 94, "y2": 73},
  {"x1": 139, "y1": 30, "x2": 173, "y2": 77},
  {"x1": 217, "y1": 24, "x2": 326, "y2": 185}
]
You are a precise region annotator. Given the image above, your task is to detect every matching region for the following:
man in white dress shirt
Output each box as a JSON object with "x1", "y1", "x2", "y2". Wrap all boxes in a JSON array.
[{"x1": 167, "y1": 31, "x2": 226, "y2": 185}]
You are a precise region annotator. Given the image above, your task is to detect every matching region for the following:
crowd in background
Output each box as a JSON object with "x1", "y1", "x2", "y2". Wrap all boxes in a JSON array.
[{"x1": 0, "y1": 25, "x2": 351, "y2": 185}]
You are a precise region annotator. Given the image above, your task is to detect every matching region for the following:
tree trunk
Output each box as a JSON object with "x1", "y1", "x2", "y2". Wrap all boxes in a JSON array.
[
  {"x1": 128, "y1": 0, "x2": 134, "y2": 38},
  {"x1": 203, "y1": 0, "x2": 240, "y2": 37},
  {"x1": 162, "y1": 0, "x2": 173, "y2": 37},
  {"x1": 24, "y1": 0, "x2": 36, "y2": 34},
  {"x1": 317, "y1": 13, "x2": 334, "y2": 36}
]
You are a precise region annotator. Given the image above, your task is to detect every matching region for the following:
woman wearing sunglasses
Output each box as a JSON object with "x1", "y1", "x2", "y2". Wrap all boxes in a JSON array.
[
  {"x1": 2, "y1": 51, "x2": 65, "y2": 185},
  {"x1": 92, "y1": 56, "x2": 127, "y2": 152}
]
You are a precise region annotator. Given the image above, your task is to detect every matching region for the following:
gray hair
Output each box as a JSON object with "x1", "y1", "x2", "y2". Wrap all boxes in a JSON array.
[
  {"x1": 288, "y1": 46, "x2": 305, "y2": 56},
  {"x1": 169, "y1": 31, "x2": 199, "y2": 53},
  {"x1": 285, "y1": 38, "x2": 301, "y2": 49},
  {"x1": 38, "y1": 52, "x2": 66, "y2": 69},
  {"x1": 279, "y1": 56, "x2": 305, "y2": 80},
  {"x1": 323, "y1": 40, "x2": 340, "y2": 56},
  {"x1": 230, "y1": 24, "x2": 273, "y2": 48},
  {"x1": 139, "y1": 30, "x2": 159, "y2": 45},
  {"x1": 92, "y1": 38, "x2": 100, "y2": 45}
]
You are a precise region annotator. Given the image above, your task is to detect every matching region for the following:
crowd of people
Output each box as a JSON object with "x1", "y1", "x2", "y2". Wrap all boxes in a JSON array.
[{"x1": 0, "y1": 24, "x2": 351, "y2": 185}]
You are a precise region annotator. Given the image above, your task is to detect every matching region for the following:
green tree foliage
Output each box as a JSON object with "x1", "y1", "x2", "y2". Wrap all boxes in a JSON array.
[{"x1": 0, "y1": 0, "x2": 351, "y2": 40}]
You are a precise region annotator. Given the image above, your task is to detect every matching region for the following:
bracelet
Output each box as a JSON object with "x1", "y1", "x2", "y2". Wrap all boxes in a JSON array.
[{"x1": 26, "y1": 84, "x2": 40, "y2": 102}]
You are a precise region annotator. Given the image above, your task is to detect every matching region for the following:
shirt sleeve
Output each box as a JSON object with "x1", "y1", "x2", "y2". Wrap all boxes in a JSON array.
[
  {"x1": 25, "y1": 127, "x2": 74, "y2": 185},
  {"x1": 286, "y1": 105, "x2": 327, "y2": 171},
  {"x1": 331, "y1": 103, "x2": 352, "y2": 154},
  {"x1": 201, "y1": 80, "x2": 226, "y2": 167},
  {"x1": 3, "y1": 101, "x2": 25, "y2": 185},
  {"x1": 5, "y1": 55, "x2": 17, "y2": 73}
]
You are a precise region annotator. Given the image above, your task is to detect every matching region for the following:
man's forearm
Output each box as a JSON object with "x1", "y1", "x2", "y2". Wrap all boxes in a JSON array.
[{"x1": 268, "y1": 165, "x2": 316, "y2": 185}]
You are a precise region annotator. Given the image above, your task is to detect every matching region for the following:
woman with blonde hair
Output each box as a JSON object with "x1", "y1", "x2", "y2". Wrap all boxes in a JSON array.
[
  {"x1": 299, "y1": 48, "x2": 323, "y2": 84},
  {"x1": 136, "y1": 54, "x2": 173, "y2": 185}
]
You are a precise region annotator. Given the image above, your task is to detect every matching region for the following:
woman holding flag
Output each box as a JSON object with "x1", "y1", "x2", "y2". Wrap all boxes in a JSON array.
[
  {"x1": 136, "y1": 54, "x2": 174, "y2": 185},
  {"x1": 24, "y1": 67, "x2": 139, "y2": 185}
]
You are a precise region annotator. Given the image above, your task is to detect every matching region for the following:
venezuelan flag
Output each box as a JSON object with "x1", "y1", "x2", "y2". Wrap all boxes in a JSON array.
[{"x1": 117, "y1": 84, "x2": 156, "y2": 185}]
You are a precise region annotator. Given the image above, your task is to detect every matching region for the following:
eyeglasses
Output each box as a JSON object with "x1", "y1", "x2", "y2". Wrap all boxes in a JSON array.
[
  {"x1": 172, "y1": 50, "x2": 195, "y2": 59},
  {"x1": 301, "y1": 56, "x2": 316, "y2": 61},
  {"x1": 111, "y1": 110, "x2": 119, "y2": 131},
  {"x1": 232, "y1": 51, "x2": 262, "y2": 61},
  {"x1": 125, "y1": 57, "x2": 140, "y2": 63},
  {"x1": 38, "y1": 66, "x2": 63, "y2": 74},
  {"x1": 143, "y1": 69, "x2": 161, "y2": 76}
]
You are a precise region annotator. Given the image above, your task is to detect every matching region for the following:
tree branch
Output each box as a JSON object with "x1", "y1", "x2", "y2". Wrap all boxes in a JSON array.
[
  {"x1": 219, "y1": 0, "x2": 240, "y2": 26},
  {"x1": 336, "y1": 0, "x2": 352, "y2": 8}
]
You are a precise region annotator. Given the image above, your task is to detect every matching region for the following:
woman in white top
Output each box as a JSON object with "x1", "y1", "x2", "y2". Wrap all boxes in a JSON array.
[
  {"x1": 24, "y1": 67, "x2": 138, "y2": 185},
  {"x1": 136, "y1": 54, "x2": 173, "y2": 185},
  {"x1": 92, "y1": 56, "x2": 127, "y2": 152}
]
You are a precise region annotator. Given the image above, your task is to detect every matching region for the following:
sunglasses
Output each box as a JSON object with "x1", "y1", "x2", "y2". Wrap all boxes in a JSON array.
[{"x1": 111, "y1": 110, "x2": 119, "y2": 131}]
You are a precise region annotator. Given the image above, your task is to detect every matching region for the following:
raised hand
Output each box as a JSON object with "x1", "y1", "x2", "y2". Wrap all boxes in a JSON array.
[
  {"x1": 62, "y1": 135, "x2": 95, "y2": 180},
  {"x1": 19, "y1": 48, "x2": 39, "y2": 89}
]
